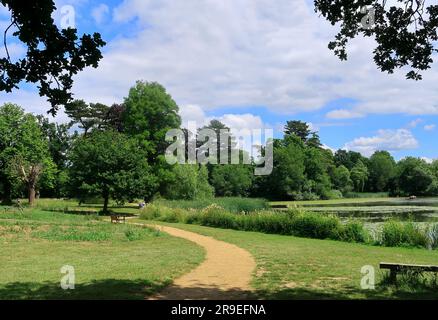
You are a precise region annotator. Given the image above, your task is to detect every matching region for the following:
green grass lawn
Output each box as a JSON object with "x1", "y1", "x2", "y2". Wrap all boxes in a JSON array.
[
  {"x1": 0, "y1": 209, "x2": 205, "y2": 300},
  {"x1": 135, "y1": 220, "x2": 438, "y2": 299},
  {"x1": 4, "y1": 198, "x2": 438, "y2": 300}
]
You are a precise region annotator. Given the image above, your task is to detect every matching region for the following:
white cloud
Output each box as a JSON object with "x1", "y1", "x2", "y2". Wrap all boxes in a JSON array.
[
  {"x1": 322, "y1": 144, "x2": 336, "y2": 153},
  {"x1": 179, "y1": 104, "x2": 269, "y2": 132},
  {"x1": 218, "y1": 114, "x2": 265, "y2": 131},
  {"x1": 408, "y1": 118, "x2": 423, "y2": 128},
  {"x1": 4, "y1": 0, "x2": 438, "y2": 121},
  {"x1": 0, "y1": 5, "x2": 9, "y2": 17},
  {"x1": 59, "y1": 0, "x2": 438, "y2": 117},
  {"x1": 343, "y1": 129, "x2": 419, "y2": 157},
  {"x1": 178, "y1": 105, "x2": 273, "y2": 156},
  {"x1": 421, "y1": 157, "x2": 435, "y2": 164},
  {"x1": 326, "y1": 109, "x2": 365, "y2": 119},
  {"x1": 0, "y1": 42, "x2": 26, "y2": 61},
  {"x1": 91, "y1": 4, "x2": 109, "y2": 25},
  {"x1": 424, "y1": 124, "x2": 436, "y2": 131},
  {"x1": 179, "y1": 104, "x2": 208, "y2": 128}
]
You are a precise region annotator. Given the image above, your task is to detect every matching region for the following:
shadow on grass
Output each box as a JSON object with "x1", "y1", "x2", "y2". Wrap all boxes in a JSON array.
[
  {"x1": 255, "y1": 283, "x2": 438, "y2": 300},
  {"x1": 0, "y1": 279, "x2": 170, "y2": 300},
  {"x1": 43, "y1": 208, "x2": 138, "y2": 217},
  {"x1": 151, "y1": 285, "x2": 257, "y2": 300},
  {"x1": 0, "y1": 280, "x2": 259, "y2": 300},
  {"x1": 2, "y1": 279, "x2": 438, "y2": 300}
]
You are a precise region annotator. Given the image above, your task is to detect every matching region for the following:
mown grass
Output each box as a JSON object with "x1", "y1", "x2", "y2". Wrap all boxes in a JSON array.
[
  {"x1": 140, "y1": 220, "x2": 438, "y2": 299},
  {"x1": 0, "y1": 209, "x2": 204, "y2": 299}
]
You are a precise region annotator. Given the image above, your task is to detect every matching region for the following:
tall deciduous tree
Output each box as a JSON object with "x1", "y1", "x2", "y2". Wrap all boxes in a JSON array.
[
  {"x1": 122, "y1": 81, "x2": 182, "y2": 198},
  {"x1": 0, "y1": 103, "x2": 54, "y2": 205},
  {"x1": 368, "y1": 151, "x2": 396, "y2": 191},
  {"x1": 122, "y1": 81, "x2": 181, "y2": 163},
  {"x1": 68, "y1": 130, "x2": 157, "y2": 213},
  {"x1": 210, "y1": 164, "x2": 254, "y2": 197},
  {"x1": 165, "y1": 164, "x2": 214, "y2": 200},
  {"x1": 266, "y1": 140, "x2": 306, "y2": 200},
  {"x1": 334, "y1": 150, "x2": 365, "y2": 170},
  {"x1": 332, "y1": 165, "x2": 353, "y2": 194},
  {"x1": 197, "y1": 120, "x2": 237, "y2": 164},
  {"x1": 350, "y1": 160, "x2": 369, "y2": 192},
  {"x1": 284, "y1": 120, "x2": 312, "y2": 143},
  {"x1": 37, "y1": 116, "x2": 71, "y2": 197},
  {"x1": 65, "y1": 100, "x2": 109, "y2": 136},
  {"x1": 397, "y1": 157, "x2": 434, "y2": 196},
  {"x1": 304, "y1": 147, "x2": 333, "y2": 198}
]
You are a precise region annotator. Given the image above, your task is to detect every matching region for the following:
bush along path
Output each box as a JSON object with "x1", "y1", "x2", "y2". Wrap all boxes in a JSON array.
[{"x1": 133, "y1": 222, "x2": 256, "y2": 300}]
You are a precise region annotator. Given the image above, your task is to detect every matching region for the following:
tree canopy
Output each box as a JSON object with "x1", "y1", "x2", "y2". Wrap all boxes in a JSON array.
[
  {"x1": 315, "y1": 0, "x2": 438, "y2": 80},
  {"x1": 368, "y1": 151, "x2": 396, "y2": 192},
  {"x1": 68, "y1": 130, "x2": 156, "y2": 212},
  {"x1": 1, "y1": 81, "x2": 437, "y2": 206},
  {"x1": 0, "y1": 103, "x2": 54, "y2": 205},
  {"x1": 0, "y1": 0, "x2": 105, "y2": 115},
  {"x1": 165, "y1": 164, "x2": 214, "y2": 200},
  {"x1": 123, "y1": 81, "x2": 181, "y2": 162}
]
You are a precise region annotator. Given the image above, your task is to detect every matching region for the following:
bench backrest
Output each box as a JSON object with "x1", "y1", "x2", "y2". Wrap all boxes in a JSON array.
[{"x1": 380, "y1": 262, "x2": 438, "y2": 272}]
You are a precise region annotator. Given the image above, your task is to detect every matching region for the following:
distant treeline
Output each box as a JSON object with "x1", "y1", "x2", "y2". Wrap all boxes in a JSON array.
[{"x1": 0, "y1": 81, "x2": 437, "y2": 208}]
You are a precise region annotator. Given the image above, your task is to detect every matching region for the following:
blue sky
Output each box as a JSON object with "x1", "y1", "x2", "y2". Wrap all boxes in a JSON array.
[{"x1": 0, "y1": 0, "x2": 437, "y2": 161}]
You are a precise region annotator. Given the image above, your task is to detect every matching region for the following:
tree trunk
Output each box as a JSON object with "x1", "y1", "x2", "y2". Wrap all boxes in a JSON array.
[
  {"x1": 28, "y1": 184, "x2": 36, "y2": 206},
  {"x1": 103, "y1": 193, "x2": 109, "y2": 214}
]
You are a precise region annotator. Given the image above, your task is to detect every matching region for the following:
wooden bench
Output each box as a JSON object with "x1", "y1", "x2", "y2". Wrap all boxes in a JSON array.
[
  {"x1": 110, "y1": 215, "x2": 126, "y2": 224},
  {"x1": 380, "y1": 262, "x2": 438, "y2": 283}
]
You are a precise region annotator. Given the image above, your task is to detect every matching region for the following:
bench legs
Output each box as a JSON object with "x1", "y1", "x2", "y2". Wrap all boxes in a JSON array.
[
  {"x1": 388, "y1": 270, "x2": 397, "y2": 284},
  {"x1": 111, "y1": 216, "x2": 126, "y2": 224}
]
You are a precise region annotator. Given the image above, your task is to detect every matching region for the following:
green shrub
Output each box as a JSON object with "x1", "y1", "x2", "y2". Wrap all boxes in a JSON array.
[
  {"x1": 184, "y1": 210, "x2": 202, "y2": 224},
  {"x1": 301, "y1": 192, "x2": 320, "y2": 201},
  {"x1": 381, "y1": 221, "x2": 403, "y2": 247},
  {"x1": 339, "y1": 221, "x2": 368, "y2": 243},
  {"x1": 154, "y1": 197, "x2": 269, "y2": 213},
  {"x1": 381, "y1": 221, "x2": 429, "y2": 248},
  {"x1": 139, "y1": 204, "x2": 169, "y2": 220},
  {"x1": 199, "y1": 205, "x2": 238, "y2": 229},
  {"x1": 230, "y1": 210, "x2": 293, "y2": 234},
  {"x1": 289, "y1": 213, "x2": 341, "y2": 239},
  {"x1": 140, "y1": 205, "x2": 347, "y2": 241},
  {"x1": 138, "y1": 204, "x2": 437, "y2": 250},
  {"x1": 322, "y1": 189, "x2": 343, "y2": 200},
  {"x1": 428, "y1": 224, "x2": 438, "y2": 250}
]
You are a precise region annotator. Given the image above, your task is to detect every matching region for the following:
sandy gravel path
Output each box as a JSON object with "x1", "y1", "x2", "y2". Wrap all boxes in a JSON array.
[{"x1": 144, "y1": 223, "x2": 256, "y2": 300}]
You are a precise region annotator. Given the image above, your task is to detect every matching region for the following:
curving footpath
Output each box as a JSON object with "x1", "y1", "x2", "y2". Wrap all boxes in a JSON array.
[{"x1": 144, "y1": 223, "x2": 256, "y2": 300}]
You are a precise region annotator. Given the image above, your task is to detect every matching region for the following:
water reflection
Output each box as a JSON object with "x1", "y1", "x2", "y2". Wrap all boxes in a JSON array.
[{"x1": 302, "y1": 198, "x2": 438, "y2": 224}]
